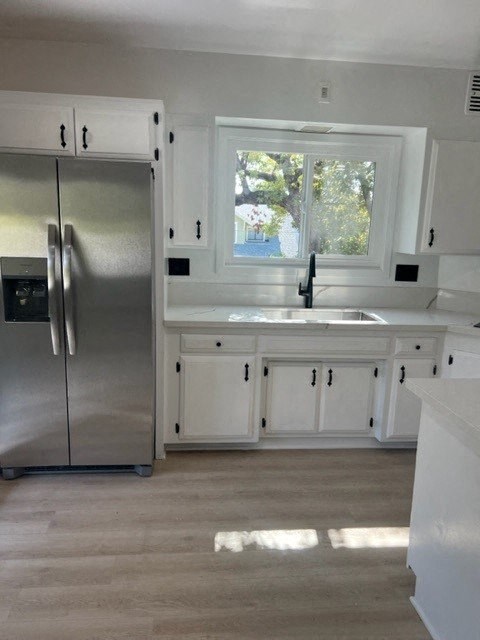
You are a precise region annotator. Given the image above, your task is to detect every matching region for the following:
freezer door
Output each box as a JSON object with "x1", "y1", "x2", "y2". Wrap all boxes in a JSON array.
[
  {"x1": 0, "y1": 155, "x2": 69, "y2": 468},
  {"x1": 58, "y1": 159, "x2": 153, "y2": 466}
]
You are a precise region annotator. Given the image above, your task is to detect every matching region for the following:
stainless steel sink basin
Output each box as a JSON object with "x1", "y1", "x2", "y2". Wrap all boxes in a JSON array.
[{"x1": 260, "y1": 308, "x2": 384, "y2": 323}]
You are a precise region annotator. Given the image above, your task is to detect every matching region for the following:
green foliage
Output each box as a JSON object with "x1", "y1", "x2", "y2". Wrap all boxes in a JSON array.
[
  {"x1": 309, "y1": 159, "x2": 374, "y2": 255},
  {"x1": 235, "y1": 150, "x2": 375, "y2": 257}
]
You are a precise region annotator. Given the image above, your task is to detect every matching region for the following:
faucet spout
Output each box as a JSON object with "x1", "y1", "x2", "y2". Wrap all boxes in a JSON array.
[{"x1": 298, "y1": 251, "x2": 316, "y2": 308}]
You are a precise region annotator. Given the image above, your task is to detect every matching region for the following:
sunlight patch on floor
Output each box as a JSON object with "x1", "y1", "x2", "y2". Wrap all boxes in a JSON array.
[
  {"x1": 328, "y1": 526, "x2": 410, "y2": 549},
  {"x1": 214, "y1": 529, "x2": 319, "y2": 552}
]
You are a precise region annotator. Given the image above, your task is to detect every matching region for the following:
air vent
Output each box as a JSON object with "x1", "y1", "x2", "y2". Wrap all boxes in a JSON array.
[
  {"x1": 466, "y1": 72, "x2": 480, "y2": 115},
  {"x1": 297, "y1": 125, "x2": 333, "y2": 134}
]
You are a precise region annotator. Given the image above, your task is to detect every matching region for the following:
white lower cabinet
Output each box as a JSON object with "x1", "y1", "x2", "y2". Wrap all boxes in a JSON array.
[
  {"x1": 264, "y1": 362, "x2": 319, "y2": 434},
  {"x1": 386, "y1": 358, "x2": 436, "y2": 439},
  {"x1": 264, "y1": 360, "x2": 377, "y2": 436},
  {"x1": 178, "y1": 355, "x2": 256, "y2": 441},
  {"x1": 318, "y1": 363, "x2": 375, "y2": 434},
  {"x1": 165, "y1": 330, "x2": 443, "y2": 446}
]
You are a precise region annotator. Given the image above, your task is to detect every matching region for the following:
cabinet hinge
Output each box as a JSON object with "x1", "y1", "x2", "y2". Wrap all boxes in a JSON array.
[
  {"x1": 169, "y1": 227, "x2": 174, "y2": 239},
  {"x1": 433, "y1": 364, "x2": 437, "y2": 376},
  {"x1": 369, "y1": 417, "x2": 374, "y2": 428},
  {"x1": 154, "y1": 148, "x2": 159, "y2": 161},
  {"x1": 175, "y1": 423, "x2": 180, "y2": 434},
  {"x1": 374, "y1": 367, "x2": 378, "y2": 378},
  {"x1": 151, "y1": 166, "x2": 155, "y2": 180},
  {"x1": 264, "y1": 366, "x2": 268, "y2": 376},
  {"x1": 261, "y1": 418, "x2": 266, "y2": 429},
  {"x1": 153, "y1": 111, "x2": 159, "y2": 125},
  {"x1": 448, "y1": 354, "x2": 454, "y2": 365},
  {"x1": 176, "y1": 361, "x2": 181, "y2": 373},
  {"x1": 169, "y1": 131, "x2": 174, "y2": 144}
]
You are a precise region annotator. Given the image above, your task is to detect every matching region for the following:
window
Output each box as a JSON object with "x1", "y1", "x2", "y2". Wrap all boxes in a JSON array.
[{"x1": 217, "y1": 128, "x2": 401, "y2": 271}]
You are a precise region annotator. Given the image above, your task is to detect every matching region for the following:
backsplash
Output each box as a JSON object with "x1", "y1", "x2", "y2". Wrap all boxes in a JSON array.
[
  {"x1": 438, "y1": 256, "x2": 480, "y2": 294},
  {"x1": 436, "y1": 256, "x2": 480, "y2": 314},
  {"x1": 168, "y1": 282, "x2": 438, "y2": 309},
  {"x1": 436, "y1": 289, "x2": 480, "y2": 315}
]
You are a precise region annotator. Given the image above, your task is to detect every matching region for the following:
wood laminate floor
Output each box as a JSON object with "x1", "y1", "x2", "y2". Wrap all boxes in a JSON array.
[{"x1": 0, "y1": 450, "x2": 430, "y2": 639}]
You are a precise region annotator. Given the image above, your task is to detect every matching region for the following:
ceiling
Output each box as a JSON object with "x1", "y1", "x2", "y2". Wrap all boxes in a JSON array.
[{"x1": 1, "y1": 0, "x2": 480, "y2": 69}]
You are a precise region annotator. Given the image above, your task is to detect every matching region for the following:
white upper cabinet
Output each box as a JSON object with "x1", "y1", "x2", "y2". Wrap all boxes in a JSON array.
[
  {"x1": 0, "y1": 103, "x2": 75, "y2": 155},
  {"x1": 264, "y1": 362, "x2": 319, "y2": 434},
  {"x1": 318, "y1": 363, "x2": 375, "y2": 435},
  {"x1": 167, "y1": 115, "x2": 210, "y2": 247},
  {"x1": 386, "y1": 358, "x2": 436, "y2": 439},
  {"x1": 422, "y1": 140, "x2": 480, "y2": 254},
  {"x1": 444, "y1": 349, "x2": 480, "y2": 379},
  {"x1": 74, "y1": 108, "x2": 159, "y2": 160},
  {"x1": 0, "y1": 92, "x2": 163, "y2": 160}
]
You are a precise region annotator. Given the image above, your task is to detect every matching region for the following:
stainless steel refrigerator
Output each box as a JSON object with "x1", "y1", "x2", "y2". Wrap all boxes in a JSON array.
[{"x1": 0, "y1": 155, "x2": 154, "y2": 479}]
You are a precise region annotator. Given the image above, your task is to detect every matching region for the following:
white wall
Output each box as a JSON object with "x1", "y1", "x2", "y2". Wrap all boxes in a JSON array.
[
  {"x1": 0, "y1": 39, "x2": 475, "y2": 131},
  {"x1": 1, "y1": 38, "x2": 480, "y2": 307}
]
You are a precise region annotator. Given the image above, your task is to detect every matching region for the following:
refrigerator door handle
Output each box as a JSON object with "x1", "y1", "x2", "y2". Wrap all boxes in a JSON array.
[
  {"x1": 47, "y1": 224, "x2": 61, "y2": 356},
  {"x1": 63, "y1": 224, "x2": 76, "y2": 356}
]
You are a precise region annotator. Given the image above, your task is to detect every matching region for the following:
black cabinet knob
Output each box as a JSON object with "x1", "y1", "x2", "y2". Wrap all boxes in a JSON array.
[
  {"x1": 216, "y1": 341, "x2": 222, "y2": 347},
  {"x1": 415, "y1": 344, "x2": 421, "y2": 350}
]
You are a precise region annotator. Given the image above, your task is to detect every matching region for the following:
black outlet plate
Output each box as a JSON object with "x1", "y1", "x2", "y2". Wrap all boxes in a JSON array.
[
  {"x1": 395, "y1": 264, "x2": 419, "y2": 282},
  {"x1": 167, "y1": 258, "x2": 190, "y2": 276}
]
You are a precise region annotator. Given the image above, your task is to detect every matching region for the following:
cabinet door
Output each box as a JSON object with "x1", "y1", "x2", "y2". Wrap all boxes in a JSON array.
[
  {"x1": 318, "y1": 363, "x2": 375, "y2": 434},
  {"x1": 423, "y1": 140, "x2": 480, "y2": 254},
  {"x1": 170, "y1": 123, "x2": 209, "y2": 247},
  {"x1": 264, "y1": 362, "x2": 319, "y2": 434},
  {"x1": 445, "y1": 350, "x2": 480, "y2": 379},
  {"x1": 0, "y1": 104, "x2": 74, "y2": 155},
  {"x1": 74, "y1": 108, "x2": 158, "y2": 160},
  {"x1": 387, "y1": 358, "x2": 436, "y2": 439},
  {"x1": 179, "y1": 355, "x2": 255, "y2": 441}
]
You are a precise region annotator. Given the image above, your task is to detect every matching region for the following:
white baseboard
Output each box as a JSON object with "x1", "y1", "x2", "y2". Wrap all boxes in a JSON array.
[
  {"x1": 164, "y1": 437, "x2": 416, "y2": 452},
  {"x1": 410, "y1": 596, "x2": 439, "y2": 640}
]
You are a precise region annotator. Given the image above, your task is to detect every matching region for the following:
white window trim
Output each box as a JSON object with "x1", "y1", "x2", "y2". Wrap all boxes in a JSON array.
[{"x1": 215, "y1": 127, "x2": 402, "y2": 276}]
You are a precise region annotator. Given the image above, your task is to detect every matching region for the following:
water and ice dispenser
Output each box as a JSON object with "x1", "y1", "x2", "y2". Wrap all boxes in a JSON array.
[{"x1": 1, "y1": 257, "x2": 49, "y2": 322}]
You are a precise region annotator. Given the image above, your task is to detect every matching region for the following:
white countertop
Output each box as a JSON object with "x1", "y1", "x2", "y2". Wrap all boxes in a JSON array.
[
  {"x1": 165, "y1": 305, "x2": 480, "y2": 332},
  {"x1": 406, "y1": 378, "x2": 480, "y2": 452}
]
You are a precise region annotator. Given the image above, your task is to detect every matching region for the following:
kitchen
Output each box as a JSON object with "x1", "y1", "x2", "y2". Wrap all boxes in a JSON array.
[{"x1": 1, "y1": 2, "x2": 480, "y2": 639}]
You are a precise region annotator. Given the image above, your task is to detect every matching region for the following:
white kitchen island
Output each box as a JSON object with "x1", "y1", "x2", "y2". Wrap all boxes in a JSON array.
[{"x1": 406, "y1": 378, "x2": 480, "y2": 640}]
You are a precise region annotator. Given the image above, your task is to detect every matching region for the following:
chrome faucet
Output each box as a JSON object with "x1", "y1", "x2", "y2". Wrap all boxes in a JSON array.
[{"x1": 298, "y1": 251, "x2": 316, "y2": 308}]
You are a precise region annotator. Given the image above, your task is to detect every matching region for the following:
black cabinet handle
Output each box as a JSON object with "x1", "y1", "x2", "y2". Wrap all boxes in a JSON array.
[
  {"x1": 311, "y1": 369, "x2": 316, "y2": 387},
  {"x1": 327, "y1": 368, "x2": 333, "y2": 387},
  {"x1": 216, "y1": 341, "x2": 222, "y2": 347},
  {"x1": 196, "y1": 220, "x2": 202, "y2": 240},
  {"x1": 428, "y1": 228, "x2": 435, "y2": 247},
  {"x1": 82, "y1": 125, "x2": 88, "y2": 150},
  {"x1": 60, "y1": 124, "x2": 66, "y2": 149},
  {"x1": 244, "y1": 363, "x2": 249, "y2": 381},
  {"x1": 415, "y1": 344, "x2": 421, "y2": 350},
  {"x1": 400, "y1": 365, "x2": 406, "y2": 384}
]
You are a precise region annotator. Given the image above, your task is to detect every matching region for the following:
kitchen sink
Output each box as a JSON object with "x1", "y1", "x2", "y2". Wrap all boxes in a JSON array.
[{"x1": 260, "y1": 308, "x2": 384, "y2": 323}]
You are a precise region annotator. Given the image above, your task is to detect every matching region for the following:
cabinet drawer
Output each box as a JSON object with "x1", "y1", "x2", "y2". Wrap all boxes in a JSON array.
[
  {"x1": 180, "y1": 334, "x2": 256, "y2": 353},
  {"x1": 259, "y1": 336, "x2": 389, "y2": 355},
  {"x1": 394, "y1": 337, "x2": 437, "y2": 355}
]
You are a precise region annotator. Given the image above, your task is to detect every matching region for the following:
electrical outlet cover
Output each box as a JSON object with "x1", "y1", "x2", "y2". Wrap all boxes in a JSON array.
[{"x1": 318, "y1": 82, "x2": 331, "y2": 103}]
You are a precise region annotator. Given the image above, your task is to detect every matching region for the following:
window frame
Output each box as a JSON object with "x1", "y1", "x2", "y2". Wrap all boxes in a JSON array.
[{"x1": 216, "y1": 127, "x2": 402, "y2": 274}]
